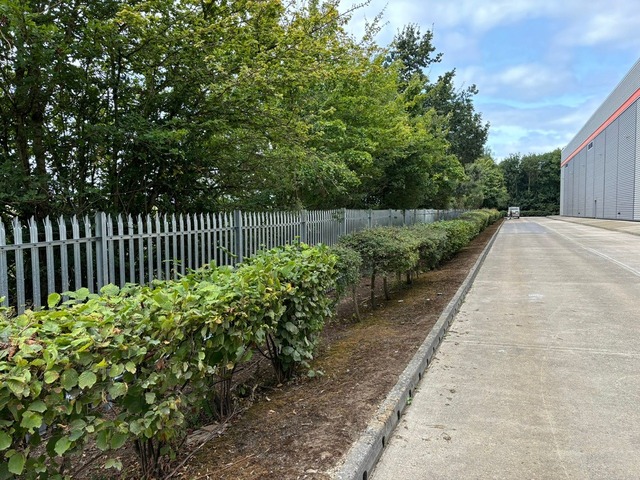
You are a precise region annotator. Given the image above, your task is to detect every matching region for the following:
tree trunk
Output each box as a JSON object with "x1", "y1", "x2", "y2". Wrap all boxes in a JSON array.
[
  {"x1": 370, "y1": 270, "x2": 376, "y2": 309},
  {"x1": 351, "y1": 285, "x2": 361, "y2": 321}
]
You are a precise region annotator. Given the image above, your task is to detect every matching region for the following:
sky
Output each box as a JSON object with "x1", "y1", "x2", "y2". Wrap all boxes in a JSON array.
[{"x1": 339, "y1": 0, "x2": 640, "y2": 161}]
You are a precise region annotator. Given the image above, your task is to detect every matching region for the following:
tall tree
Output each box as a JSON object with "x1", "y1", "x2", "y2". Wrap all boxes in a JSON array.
[
  {"x1": 385, "y1": 23, "x2": 442, "y2": 85},
  {"x1": 0, "y1": 0, "x2": 373, "y2": 218},
  {"x1": 458, "y1": 155, "x2": 508, "y2": 209},
  {"x1": 500, "y1": 149, "x2": 561, "y2": 213},
  {"x1": 386, "y1": 24, "x2": 489, "y2": 165}
]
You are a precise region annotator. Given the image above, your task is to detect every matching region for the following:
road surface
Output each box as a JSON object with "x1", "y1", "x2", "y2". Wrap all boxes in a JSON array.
[{"x1": 372, "y1": 217, "x2": 640, "y2": 480}]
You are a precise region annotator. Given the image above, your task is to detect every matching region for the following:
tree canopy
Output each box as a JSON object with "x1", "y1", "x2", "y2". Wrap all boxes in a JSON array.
[
  {"x1": 500, "y1": 149, "x2": 561, "y2": 214},
  {"x1": 1, "y1": 3, "x2": 495, "y2": 220}
]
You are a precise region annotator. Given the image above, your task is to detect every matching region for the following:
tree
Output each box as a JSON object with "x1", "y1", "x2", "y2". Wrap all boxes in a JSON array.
[
  {"x1": 458, "y1": 155, "x2": 508, "y2": 209},
  {"x1": 500, "y1": 149, "x2": 561, "y2": 213},
  {"x1": 422, "y1": 71, "x2": 489, "y2": 165},
  {"x1": 0, "y1": 0, "x2": 378, "y2": 218},
  {"x1": 385, "y1": 23, "x2": 442, "y2": 85},
  {"x1": 386, "y1": 24, "x2": 489, "y2": 166}
]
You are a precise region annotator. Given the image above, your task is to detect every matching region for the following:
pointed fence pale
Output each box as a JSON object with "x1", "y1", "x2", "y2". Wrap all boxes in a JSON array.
[{"x1": 0, "y1": 208, "x2": 459, "y2": 313}]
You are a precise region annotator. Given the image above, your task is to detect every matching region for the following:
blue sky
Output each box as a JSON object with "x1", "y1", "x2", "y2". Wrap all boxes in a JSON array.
[{"x1": 339, "y1": 0, "x2": 640, "y2": 161}]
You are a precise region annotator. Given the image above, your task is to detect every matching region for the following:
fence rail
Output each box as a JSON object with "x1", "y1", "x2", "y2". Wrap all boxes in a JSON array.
[{"x1": 0, "y1": 208, "x2": 461, "y2": 314}]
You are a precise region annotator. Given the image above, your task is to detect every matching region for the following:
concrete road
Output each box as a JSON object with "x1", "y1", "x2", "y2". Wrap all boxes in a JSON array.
[{"x1": 372, "y1": 217, "x2": 640, "y2": 480}]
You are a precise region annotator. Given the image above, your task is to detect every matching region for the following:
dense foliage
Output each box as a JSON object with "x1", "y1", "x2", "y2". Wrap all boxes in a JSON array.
[
  {"x1": 0, "y1": 212, "x2": 501, "y2": 478},
  {"x1": 0, "y1": 2, "x2": 491, "y2": 220},
  {"x1": 457, "y1": 155, "x2": 509, "y2": 210},
  {"x1": 0, "y1": 243, "x2": 337, "y2": 478},
  {"x1": 500, "y1": 149, "x2": 561, "y2": 215},
  {"x1": 339, "y1": 209, "x2": 501, "y2": 307}
]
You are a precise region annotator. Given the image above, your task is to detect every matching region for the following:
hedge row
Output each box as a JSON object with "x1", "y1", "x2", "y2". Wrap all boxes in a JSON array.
[
  {"x1": 0, "y1": 209, "x2": 500, "y2": 478},
  {"x1": 337, "y1": 209, "x2": 502, "y2": 310},
  {"x1": 0, "y1": 243, "x2": 337, "y2": 479}
]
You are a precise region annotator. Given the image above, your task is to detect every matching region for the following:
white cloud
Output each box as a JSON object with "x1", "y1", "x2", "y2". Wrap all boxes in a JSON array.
[
  {"x1": 557, "y1": 10, "x2": 640, "y2": 48},
  {"x1": 425, "y1": 0, "x2": 553, "y2": 32},
  {"x1": 481, "y1": 64, "x2": 572, "y2": 99},
  {"x1": 339, "y1": 0, "x2": 640, "y2": 159}
]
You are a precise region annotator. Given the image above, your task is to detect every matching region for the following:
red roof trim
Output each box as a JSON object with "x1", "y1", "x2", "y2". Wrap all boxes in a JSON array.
[{"x1": 561, "y1": 87, "x2": 640, "y2": 167}]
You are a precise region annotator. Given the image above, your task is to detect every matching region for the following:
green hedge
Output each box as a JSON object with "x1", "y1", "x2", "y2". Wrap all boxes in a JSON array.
[
  {"x1": 0, "y1": 210, "x2": 501, "y2": 478},
  {"x1": 338, "y1": 209, "x2": 501, "y2": 306},
  {"x1": 0, "y1": 243, "x2": 337, "y2": 479}
]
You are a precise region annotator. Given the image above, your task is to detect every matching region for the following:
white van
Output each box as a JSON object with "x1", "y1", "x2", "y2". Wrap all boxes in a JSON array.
[{"x1": 508, "y1": 206, "x2": 520, "y2": 219}]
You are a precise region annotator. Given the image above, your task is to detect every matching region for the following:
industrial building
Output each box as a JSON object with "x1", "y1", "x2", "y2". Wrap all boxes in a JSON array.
[{"x1": 560, "y1": 59, "x2": 640, "y2": 220}]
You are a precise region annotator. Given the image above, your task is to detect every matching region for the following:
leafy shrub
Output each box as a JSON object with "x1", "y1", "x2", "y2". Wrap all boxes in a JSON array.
[
  {"x1": 330, "y1": 245, "x2": 363, "y2": 320},
  {"x1": 407, "y1": 225, "x2": 448, "y2": 273},
  {"x1": 330, "y1": 245, "x2": 362, "y2": 301},
  {"x1": 0, "y1": 243, "x2": 337, "y2": 478},
  {"x1": 428, "y1": 220, "x2": 477, "y2": 259},
  {"x1": 338, "y1": 227, "x2": 419, "y2": 307},
  {"x1": 243, "y1": 243, "x2": 337, "y2": 382}
]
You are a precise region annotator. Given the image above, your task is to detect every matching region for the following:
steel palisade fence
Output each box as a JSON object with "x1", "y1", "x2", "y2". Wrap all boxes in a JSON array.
[{"x1": 0, "y1": 208, "x2": 462, "y2": 314}]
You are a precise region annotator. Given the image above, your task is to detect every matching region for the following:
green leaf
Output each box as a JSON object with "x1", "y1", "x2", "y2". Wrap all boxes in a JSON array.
[
  {"x1": 75, "y1": 288, "x2": 90, "y2": 301},
  {"x1": 284, "y1": 322, "x2": 299, "y2": 334},
  {"x1": 109, "y1": 363, "x2": 124, "y2": 378},
  {"x1": 110, "y1": 432, "x2": 128, "y2": 450},
  {"x1": 60, "y1": 369, "x2": 79, "y2": 390},
  {"x1": 20, "y1": 411, "x2": 43, "y2": 431},
  {"x1": 145, "y1": 392, "x2": 156, "y2": 404},
  {"x1": 6, "y1": 379, "x2": 25, "y2": 396},
  {"x1": 100, "y1": 284, "x2": 120, "y2": 296},
  {"x1": 0, "y1": 431, "x2": 11, "y2": 450},
  {"x1": 124, "y1": 361, "x2": 137, "y2": 374},
  {"x1": 8, "y1": 452, "x2": 26, "y2": 475},
  {"x1": 27, "y1": 400, "x2": 47, "y2": 413},
  {"x1": 44, "y1": 370, "x2": 59, "y2": 384},
  {"x1": 47, "y1": 292, "x2": 61, "y2": 308},
  {"x1": 105, "y1": 458, "x2": 123, "y2": 470},
  {"x1": 78, "y1": 371, "x2": 97, "y2": 389},
  {"x1": 54, "y1": 437, "x2": 73, "y2": 456},
  {"x1": 108, "y1": 382, "x2": 127, "y2": 399},
  {"x1": 96, "y1": 430, "x2": 109, "y2": 451}
]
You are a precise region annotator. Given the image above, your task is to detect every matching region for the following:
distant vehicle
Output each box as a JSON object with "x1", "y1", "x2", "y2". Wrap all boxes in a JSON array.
[{"x1": 507, "y1": 206, "x2": 520, "y2": 219}]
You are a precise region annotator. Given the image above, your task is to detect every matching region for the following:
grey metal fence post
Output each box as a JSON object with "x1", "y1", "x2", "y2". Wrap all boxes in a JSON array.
[
  {"x1": 0, "y1": 220, "x2": 8, "y2": 307},
  {"x1": 233, "y1": 210, "x2": 244, "y2": 264},
  {"x1": 342, "y1": 208, "x2": 347, "y2": 236},
  {"x1": 95, "y1": 212, "x2": 109, "y2": 289},
  {"x1": 300, "y1": 209, "x2": 308, "y2": 243}
]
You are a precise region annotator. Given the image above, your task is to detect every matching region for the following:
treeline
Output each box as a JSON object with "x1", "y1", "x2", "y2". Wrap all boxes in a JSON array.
[
  {"x1": 0, "y1": 1, "x2": 488, "y2": 221},
  {"x1": 500, "y1": 149, "x2": 561, "y2": 215}
]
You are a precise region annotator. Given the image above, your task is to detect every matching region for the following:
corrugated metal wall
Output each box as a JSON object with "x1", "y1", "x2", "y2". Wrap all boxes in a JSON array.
[
  {"x1": 585, "y1": 143, "x2": 595, "y2": 217},
  {"x1": 593, "y1": 135, "x2": 606, "y2": 218},
  {"x1": 617, "y1": 103, "x2": 636, "y2": 219},
  {"x1": 603, "y1": 120, "x2": 619, "y2": 219},
  {"x1": 563, "y1": 59, "x2": 640, "y2": 158},
  {"x1": 636, "y1": 105, "x2": 640, "y2": 220},
  {"x1": 560, "y1": 166, "x2": 566, "y2": 215},
  {"x1": 560, "y1": 59, "x2": 640, "y2": 221},
  {"x1": 576, "y1": 148, "x2": 586, "y2": 216},
  {"x1": 566, "y1": 160, "x2": 574, "y2": 215}
]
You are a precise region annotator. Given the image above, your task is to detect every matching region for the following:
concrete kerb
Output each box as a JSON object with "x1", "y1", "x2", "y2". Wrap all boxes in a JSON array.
[{"x1": 329, "y1": 221, "x2": 503, "y2": 480}]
